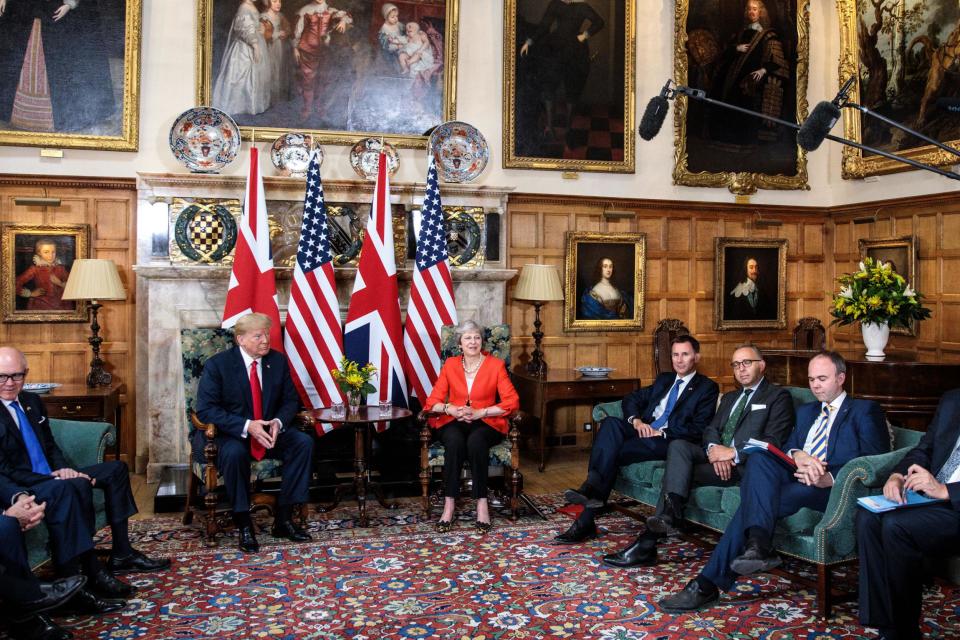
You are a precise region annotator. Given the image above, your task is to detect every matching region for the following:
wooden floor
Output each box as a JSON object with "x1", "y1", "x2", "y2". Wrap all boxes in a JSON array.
[{"x1": 128, "y1": 448, "x2": 591, "y2": 518}]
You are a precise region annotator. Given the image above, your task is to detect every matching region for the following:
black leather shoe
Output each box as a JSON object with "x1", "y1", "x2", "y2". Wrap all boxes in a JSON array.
[
  {"x1": 12, "y1": 576, "x2": 87, "y2": 621},
  {"x1": 730, "y1": 539, "x2": 782, "y2": 575},
  {"x1": 552, "y1": 519, "x2": 598, "y2": 545},
  {"x1": 8, "y1": 613, "x2": 74, "y2": 640},
  {"x1": 646, "y1": 511, "x2": 682, "y2": 535},
  {"x1": 602, "y1": 536, "x2": 657, "y2": 568},
  {"x1": 271, "y1": 519, "x2": 311, "y2": 542},
  {"x1": 563, "y1": 485, "x2": 604, "y2": 510},
  {"x1": 88, "y1": 567, "x2": 136, "y2": 598},
  {"x1": 108, "y1": 549, "x2": 171, "y2": 574},
  {"x1": 63, "y1": 588, "x2": 126, "y2": 615},
  {"x1": 659, "y1": 579, "x2": 720, "y2": 613},
  {"x1": 238, "y1": 525, "x2": 261, "y2": 553}
]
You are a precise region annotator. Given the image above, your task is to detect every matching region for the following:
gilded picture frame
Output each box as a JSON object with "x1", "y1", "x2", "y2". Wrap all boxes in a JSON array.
[
  {"x1": 0, "y1": 0, "x2": 142, "y2": 151},
  {"x1": 1, "y1": 224, "x2": 90, "y2": 323},
  {"x1": 838, "y1": 0, "x2": 960, "y2": 178},
  {"x1": 563, "y1": 231, "x2": 645, "y2": 332},
  {"x1": 858, "y1": 235, "x2": 919, "y2": 336},
  {"x1": 673, "y1": 0, "x2": 809, "y2": 194},
  {"x1": 714, "y1": 237, "x2": 787, "y2": 330},
  {"x1": 196, "y1": 0, "x2": 459, "y2": 148},
  {"x1": 503, "y1": 0, "x2": 636, "y2": 173}
]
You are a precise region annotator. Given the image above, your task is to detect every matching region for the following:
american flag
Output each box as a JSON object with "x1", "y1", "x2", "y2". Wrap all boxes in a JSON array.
[
  {"x1": 222, "y1": 147, "x2": 282, "y2": 347},
  {"x1": 283, "y1": 151, "x2": 344, "y2": 434},
  {"x1": 403, "y1": 155, "x2": 457, "y2": 401},
  {"x1": 343, "y1": 153, "x2": 408, "y2": 415}
]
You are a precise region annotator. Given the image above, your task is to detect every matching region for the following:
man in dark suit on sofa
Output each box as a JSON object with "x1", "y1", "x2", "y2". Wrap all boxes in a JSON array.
[
  {"x1": 0, "y1": 347, "x2": 167, "y2": 608},
  {"x1": 603, "y1": 343, "x2": 794, "y2": 567},
  {"x1": 554, "y1": 335, "x2": 719, "y2": 544},
  {"x1": 660, "y1": 350, "x2": 889, "y2": 612},
  {"x1": 195, "y1": 312, "x2": 313, "y2": 553},
  {"x1": 858, "y1": 388, "x2": 960, "y2": 640}
]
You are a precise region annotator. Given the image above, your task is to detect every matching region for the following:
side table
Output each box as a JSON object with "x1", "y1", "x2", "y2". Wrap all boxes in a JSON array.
[{"x1": 40, "y1": 382, "x2": 123, "y2": 460}]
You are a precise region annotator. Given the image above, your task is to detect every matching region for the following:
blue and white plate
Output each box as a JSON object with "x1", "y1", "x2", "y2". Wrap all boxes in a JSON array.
[
  {"x1": 23, "y1": 383, "x2": 60, "y2": 394},
  {"x1": 576, "y1": 367, "x2": 614, "y2": 378},
  {"x1": 169, "y1": 107, "x2": 241, "y2": 174}
]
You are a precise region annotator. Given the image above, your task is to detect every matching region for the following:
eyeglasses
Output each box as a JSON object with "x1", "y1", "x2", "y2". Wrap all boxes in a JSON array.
[
  {"x1": 0, "y1": 372, "x2": 26, "y2": 383},
  {"x1": 730, "y1": 359, "x2": 760, "y2": 370}
]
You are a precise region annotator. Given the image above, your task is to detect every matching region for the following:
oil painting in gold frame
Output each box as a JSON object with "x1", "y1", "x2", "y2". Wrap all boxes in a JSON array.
[
  {"x1": 563, "y1": 231, "x2": 645, "y2": 332},
  {"x1": 714, "y1": 237, "x2": 787, "y2": 330}
]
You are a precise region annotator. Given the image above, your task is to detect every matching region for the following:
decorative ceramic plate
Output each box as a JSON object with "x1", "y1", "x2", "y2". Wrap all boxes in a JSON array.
[
  {"x1": 575, "y1": 367, "x2": 615, "y2": 378},
  {"x1": 429, "y1": 121, "x2": 489, "y2": 183},
  {"x1": 168, "y1": 107, "x2": 241, "y2": 174},
  {"x1": 24, "y1": 383, "x2": 60, "y2": 394},
  {"x1": 271, "y1": 133, "x2": 322, "y2": 178},
  {"x1": 349, "y1": 138, "x2": 400, "y2": 180}
]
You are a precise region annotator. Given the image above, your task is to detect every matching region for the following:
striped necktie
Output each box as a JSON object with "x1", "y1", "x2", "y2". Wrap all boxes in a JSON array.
[
  {"x1": 807, "y1": 403, "x2": 832, "y2": 461},
  {"x1": 935, "y1": 439, "x2": 960, "y2": 483}
]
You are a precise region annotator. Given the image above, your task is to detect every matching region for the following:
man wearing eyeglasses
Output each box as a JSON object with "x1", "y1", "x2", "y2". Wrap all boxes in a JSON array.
[
  {"x1": 659, "y1": 350, "x2": 889, "y2": 613},
  {"x1": 0, "y1": 347, "x2": 170, "y2": 611},
  {"x1": 603, "y1": 344, "x2": 793, "y2": 568}
]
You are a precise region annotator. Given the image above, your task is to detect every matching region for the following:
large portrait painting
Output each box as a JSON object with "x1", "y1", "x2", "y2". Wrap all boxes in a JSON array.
[
  {"x1": 563, "y1": 232, "x2": 645, "y2": 332},
  {"x1": 0, "y1": 0, "x2": 141, "y2": 151},
  {"x1": 197, "y1": 0, "x2": 459, "y2": 148},
  {"x1": 1, "y1": 224, "x2": 89, "y2": 323},
  {"x1": 503, "y1": 0, "x2": 635, "y2": 173},
  {"x1": 714, "y1": 237, "x2": 787, "y2": 330},
  {"x1": 838, "y1": 0, "x2": 960, "y2": 178},
  {"x1": 673, "y1": 0, "x2": 809, "y2": 194},
  {"x1": 859, "y1": 235, "x2": 919, "y2": 336}
]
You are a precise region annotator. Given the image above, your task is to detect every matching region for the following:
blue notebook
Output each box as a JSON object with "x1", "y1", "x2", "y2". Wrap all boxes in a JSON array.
[{"x1": 857, "y1": 490, "x2": 947, "y2": 513}]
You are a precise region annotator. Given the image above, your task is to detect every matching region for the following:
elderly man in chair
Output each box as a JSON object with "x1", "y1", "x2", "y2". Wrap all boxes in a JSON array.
[{"x1": 195, "y1": 312, "x2": 313, "y2": 553}]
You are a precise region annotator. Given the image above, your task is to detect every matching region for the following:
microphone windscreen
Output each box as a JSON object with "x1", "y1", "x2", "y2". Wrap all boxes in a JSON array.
[
  {"x1": 638, "y1": 96, "x2": 669, "y2": 141},
  {"x1": 798, "y1": 101, "x2": 840, "y2": 151}
]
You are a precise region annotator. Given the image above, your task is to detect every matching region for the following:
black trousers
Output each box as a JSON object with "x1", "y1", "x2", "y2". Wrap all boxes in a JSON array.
[
  {"x1": 438, "y1": 421, "x2": 503, "y2": 499},
  {"x1": 657, "y1": 439, "x2": 740, "y2": 514},
  {"x1": 857, "y1": 504, "x2": 960, "y2": 640},
  {"x1": 75, "y1": 460, "x2": 138, "y2": 527},
  {"x1": 590, "y1": 416, "x2": 670, "y2": 499},
  {"x1": 24, "y1": 476, "x2": 96, "y2": 566},
  {"x1": 0, "y1": 515, "x2": 42, "y2": 603}
]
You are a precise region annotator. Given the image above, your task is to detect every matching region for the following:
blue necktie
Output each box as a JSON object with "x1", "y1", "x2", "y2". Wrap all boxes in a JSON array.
[
  {"x1": 807, "y1": 404, "x2": 832, "y2": 461},
  {"x1": 651, "y1": 379, "x2": 683, "y2": 430},
  {"x1": 10, "y1": 401, "x2": 51, "y2": 475}
]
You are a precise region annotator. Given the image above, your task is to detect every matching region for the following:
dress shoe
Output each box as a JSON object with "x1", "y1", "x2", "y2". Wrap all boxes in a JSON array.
[
  {"x1": 435, "y1": 519, "x2": 454, "y2": 533},
  {"x1": 238, "y1": 525, "x2": 261, "y2": 553},
  {"x1": 475, "y1": 520, "x2": 492, "y2": 535},
  {"x1": 271, "y1": 519, "x2": 311, "y2": 542},
  {"x1": 658, "y1": 578, "x2": 720, "y2": 613},
  {"x1": 8, "y1": 613, "x2": 74, "y2": 640},
  {"x1": 602, "y1": 536, "x2": 657, "y2": 568},
  {"x1": 63, "y1": 588, "x2": 126, "y2": 615},
  {"x1": 12, "y1": 576, "x2": 87, "y2": 621},
  {"x1": 645, "y1": 513, "x2": 679, "y2": 536},
  {"x1": 563, "y1": 484, "x2": 604, "y2": 510},
  {"x1": 730, "y1": 539, "x2": 782, "y2": 575},
  {"x1": 552, "y1": 519, "x2": 598, "y2": 545},
  {"x1": 108, "y1": 549, "x2": 171, "y2": 574},
  {"x1": 87, "y1": 567, "x2": 136, "y2": 598}
]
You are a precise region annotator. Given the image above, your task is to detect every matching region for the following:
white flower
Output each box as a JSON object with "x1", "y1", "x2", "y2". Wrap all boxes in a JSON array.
[
  {"x1": 859, "y1": 261, "x2": 866, "y2": 271},
  {"x1": 904, "y1": 284, "x2": 916, "y2": 298},
  {"x1": 839, "y1": 286, "x2": 853, "y2": 299}
]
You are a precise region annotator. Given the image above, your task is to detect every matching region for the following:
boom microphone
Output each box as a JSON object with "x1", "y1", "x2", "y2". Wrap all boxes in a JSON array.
[
  {"x1": 638, "y1": 80, "x2": 673, "y2": 141},
  {"x1": 798, "y1": 76, "x2": 856, "y2": 151}
]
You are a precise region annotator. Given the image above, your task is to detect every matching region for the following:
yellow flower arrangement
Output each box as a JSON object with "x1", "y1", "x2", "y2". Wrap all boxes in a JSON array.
[
  {"x1": 830, "y1": 257, "x2": 931, "y2": 328},
  {"x1": 330, "y1": 356, "x2": 377, "y2": 399}
]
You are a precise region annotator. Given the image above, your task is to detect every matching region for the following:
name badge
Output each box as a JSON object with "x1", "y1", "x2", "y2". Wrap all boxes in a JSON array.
[{"x1": 750, "y1": 404, "x2": 767, "y2": 411}]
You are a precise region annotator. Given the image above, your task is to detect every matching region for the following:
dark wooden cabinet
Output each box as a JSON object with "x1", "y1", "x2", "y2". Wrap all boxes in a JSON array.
[{"x1": 40, "y1": 382, "x2": 123, "y2": 458}]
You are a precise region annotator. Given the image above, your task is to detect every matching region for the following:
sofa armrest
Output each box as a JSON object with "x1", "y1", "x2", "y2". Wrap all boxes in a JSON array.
[
  {"x1": 50, "y1": 418, "x2": 115, "y2": 469},
  {"x1": 812, "y1": 446, "x2": 912, "y2": 561},
  {"x1": 592, "y1": 400, "x2": 623, "y2": 423}
]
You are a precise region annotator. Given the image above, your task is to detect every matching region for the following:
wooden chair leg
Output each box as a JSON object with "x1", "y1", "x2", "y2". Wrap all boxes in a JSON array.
[
  {"x1": 420, "y1": 423, "x2": 431, "y2": 518},
  {"x1": 816, "y1": 563, "x2": 832, "y2": 619},
  {"x1": 202, "y1": 435, "x2": 220, "y2": 547},
  {"x1": 508, "y1": 419, "x2": 520, "y2": 520},
  {"x1": 182, "y1": 468, "x2": 196, "y2": 526}
]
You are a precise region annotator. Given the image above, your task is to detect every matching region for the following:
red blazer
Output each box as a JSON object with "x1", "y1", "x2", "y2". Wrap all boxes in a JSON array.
[{"x1": 424, "y1": 355, "x2": 520, "y2": 434}]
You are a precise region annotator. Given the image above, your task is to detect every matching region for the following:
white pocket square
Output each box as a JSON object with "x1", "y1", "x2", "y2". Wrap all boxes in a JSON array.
[{"x1": 750, "y1": 404, "x2": 767, "y2": 411}]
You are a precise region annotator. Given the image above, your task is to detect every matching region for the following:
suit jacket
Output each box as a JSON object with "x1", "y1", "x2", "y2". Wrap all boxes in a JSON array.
[
  {"x1": 0, "y1": 391, "x2": 70, "y2": 487},
  {"x1": 701, "y1": 378, "x2": 794, "y2": 461},
  {"x1": 895, "y1": 388, "x2": 960, "y2": 511},
  {"x1": 195, "y1": 346, "x2": 300, "y2": 440},
  {"x1": 621, "y1": 371, "x2": 719, "y2": 443},
  {"x1": 424, "y1": 355, "x2": 520, "y2": 434},
  {"x1": 785, "y1": 395, "x2": 889, "y2": 473}
]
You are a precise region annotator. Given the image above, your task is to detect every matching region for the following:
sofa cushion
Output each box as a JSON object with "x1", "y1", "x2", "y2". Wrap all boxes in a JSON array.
[{"x1": 689, "y1": 485, "x2": 726, "y2": 513}]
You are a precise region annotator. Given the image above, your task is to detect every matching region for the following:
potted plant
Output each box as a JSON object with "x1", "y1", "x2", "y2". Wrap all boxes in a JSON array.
[
  {"x1": 830, "y1": 257, "x2": 931, "y2": 360},
  {"x1": 331, "y1": 356, "x2": 377, "y2": 414}
]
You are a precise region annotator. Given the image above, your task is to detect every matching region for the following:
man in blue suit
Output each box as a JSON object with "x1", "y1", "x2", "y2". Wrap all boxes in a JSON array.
[
  {"x1": 195, "y1": 312, "x2": 313, "y2": 553},
  {"x1": 858, "y1": 388, "x2": 960, "y2": 640},
  {"x1": 554, "y1": 335, "x2": 719, "y2": 544},
  {"x1": 659, "y1": 350, "x2": 889, "y2": 612}
]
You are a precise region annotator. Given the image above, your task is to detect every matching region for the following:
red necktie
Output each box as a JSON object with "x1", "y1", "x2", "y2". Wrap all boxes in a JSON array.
[{"x1": 249, "y1": 360, "x2": 266, "y2": 461}]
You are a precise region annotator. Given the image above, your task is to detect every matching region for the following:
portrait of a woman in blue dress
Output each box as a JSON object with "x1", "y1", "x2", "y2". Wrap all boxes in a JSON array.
[{"x1": 578, "y1": 256, "x2": 633, "y2": 320}]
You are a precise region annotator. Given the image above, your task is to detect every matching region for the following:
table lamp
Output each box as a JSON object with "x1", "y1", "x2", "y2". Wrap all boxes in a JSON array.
[
  {"x1": 62, "y1": 259, "x2": 127, "y2": 387},
  {"x1": 513, "y1": 264, "x2": 564, "y2": 377}
]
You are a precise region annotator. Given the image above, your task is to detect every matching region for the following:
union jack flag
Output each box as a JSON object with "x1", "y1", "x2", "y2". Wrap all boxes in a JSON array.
[
  {"x1": 283, "y1": 152, "x2": 344, "y2": 434},
  {"x1": 403, "y1": 155, "x2": 457, "y2": 401},
  {"x1": 222, "y1": 147, "x2": 281, "y2": 347},
  {"x1": 343, "y1": 153, "x2": 408, "y2": 414}
]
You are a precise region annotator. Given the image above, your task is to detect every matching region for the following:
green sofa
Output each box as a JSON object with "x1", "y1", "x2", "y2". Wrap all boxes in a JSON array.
[
  {"x1": 23, "y1": 418, "x2": 115, "y2": 569},
  {"x1": 593, "y1": 388, "x2": 924, "y2": 619}
]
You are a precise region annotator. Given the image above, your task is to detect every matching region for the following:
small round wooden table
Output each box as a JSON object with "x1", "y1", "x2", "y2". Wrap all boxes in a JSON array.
[{"x1": 302, "y1": 406, "x2": 412, "y2": 526}]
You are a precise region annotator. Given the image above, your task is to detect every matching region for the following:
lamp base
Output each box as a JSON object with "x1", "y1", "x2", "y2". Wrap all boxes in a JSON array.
[
  {"x1": 525, "y1": 359, "x2": 547, "y2": 377},
  {"x1": 84, "y1": 300, "x2": 113, "y2": 387}
]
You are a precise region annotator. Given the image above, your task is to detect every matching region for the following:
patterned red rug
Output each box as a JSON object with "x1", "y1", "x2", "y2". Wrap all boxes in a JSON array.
[{"x1": 8, "y1": 496, "x2": 960, "y2": 639}]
